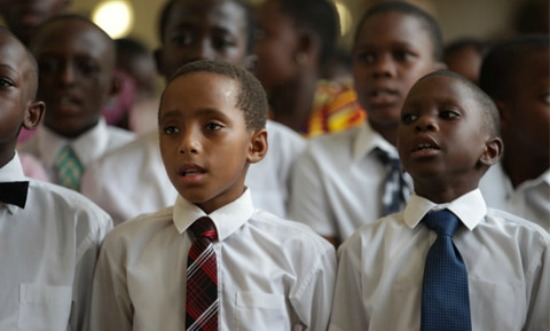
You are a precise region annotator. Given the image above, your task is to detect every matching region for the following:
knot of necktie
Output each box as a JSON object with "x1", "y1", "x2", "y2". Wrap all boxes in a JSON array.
[
  {"x1": 0, "y1": 181, "x2": 29, "y2": 208},
  {"x1": 190, "y1": 217, "x2": 218, "y2": 241},
  {"x1": 422, "y1": 209, "x2": 460, "y2": 237}
]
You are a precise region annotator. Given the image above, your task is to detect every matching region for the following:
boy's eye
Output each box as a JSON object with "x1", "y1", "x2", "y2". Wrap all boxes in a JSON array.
[
  {"x1": 542, "y1": 93, "x2": 550, "y2": 105},
  {"x1": 171, "y1": 32, "x2": 193, "y2": 47},
  {"x1": 77, "y1": 60, "x2": 100, "y2": 75},
  {"x1": 163, "y1": 126, "x2": 180, "y2": 135},
  {"x1": 0, "y1": 78, "x2": 14, "y2": 88},
  {"x1": 393, "y1": 50, "x2": 414, "y2": 62},
  {"x1": 439, "y1": 109, "x2": 460, "y2": 120},
  {"x1": 401, "y1": 112, "x2": 417, "y2": 124},
  {"x1": 38, "y1": 59, "x2": 59, "y2": 73},
  {"x1": 205, "y1": 122, "x2": 223, "y2": 131},
  {"x1": 355, "y1": 51, "x2": 375, "y2": 64},
  {"x1": 212, "y1": 35, "x2": 236, "y2": 51},
  {"x1": 255, "y1": 29, "x2": 265, "y2": 41}
]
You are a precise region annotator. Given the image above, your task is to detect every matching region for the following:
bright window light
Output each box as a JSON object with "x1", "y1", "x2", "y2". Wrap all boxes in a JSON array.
[
  {"x1": 334, "y1": 1, "x2": 352, "y2": 36},
  {"x1": 92, "y1": 0, "x2": 134, "y2": 39}
]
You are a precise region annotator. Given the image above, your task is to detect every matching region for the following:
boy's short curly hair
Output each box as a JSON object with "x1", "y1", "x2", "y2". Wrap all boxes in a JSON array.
[
  {"x1": 354, "y1": 2, "x2": 444, "y2": 62},
  {"x1": 163, "y1": 60, "x2": 268, "y2": 130},
  {"x1": 420, "y1": 70, "x2": 501, "y2": 137},
  {"x1": 479, "y1": 34, "x2": 550, "y2": 100}
]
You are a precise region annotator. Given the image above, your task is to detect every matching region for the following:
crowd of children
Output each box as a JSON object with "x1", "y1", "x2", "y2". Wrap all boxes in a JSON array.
[{"x1": 0, "y1": 0, "x2": 548, "y2": 330}]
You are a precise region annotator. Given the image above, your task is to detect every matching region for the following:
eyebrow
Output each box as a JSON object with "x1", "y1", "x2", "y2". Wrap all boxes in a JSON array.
[{"x1": 159, "y1": 107, "x2": 233, "y2": 121}]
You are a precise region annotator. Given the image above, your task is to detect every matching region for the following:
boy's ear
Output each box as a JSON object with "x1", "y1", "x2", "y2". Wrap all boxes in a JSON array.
[
  {"x1": 494, "y1": 99, "x2": 509, "y2": 133},
  {"x1": 153, "y1": 48, "x2": 164, "y2": 77},
  {"x1": 433, "y1": 61, "x2": 447, "y2": 71},
  {"x1": 244, "y1": 54, "x2": 257, "y2": 72},
  {"x1": 479, "y1": 136, "x2": 503, "y2": 167},
  {"x1": 294, "y1": 29, "x2": 320, "y2": 68},
  {"x1": 22, "y1": 100, "x2": 46, "y2": 130},
  {"x1": 109, "y1": 71, "x2": 123, "y2": 97},
  {"x1": 247, "y1": 128, "x2": 268, "y2": 164}
]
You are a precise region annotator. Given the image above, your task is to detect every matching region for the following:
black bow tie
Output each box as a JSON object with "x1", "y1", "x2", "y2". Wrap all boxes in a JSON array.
[{"x1": 0, "y1": 181, "x2": 29, "y2": 208}]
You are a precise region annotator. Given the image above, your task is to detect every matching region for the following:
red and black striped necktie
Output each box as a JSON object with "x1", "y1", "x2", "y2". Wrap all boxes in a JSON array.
[{"x1": 186, "y1": 217, "x2": 219, "y2": 331}]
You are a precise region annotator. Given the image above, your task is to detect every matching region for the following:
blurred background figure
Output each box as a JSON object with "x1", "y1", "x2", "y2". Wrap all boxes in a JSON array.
[
  {"x1": 102, "y1": 37, "x2": 161, "y2": 134},
  {"x1": 0, "y1": 0, "x2": 71, "y2": 45},
  {"x1": 254, "y1": 0, "x2": 365, "y2": 137},
  {"x1": 0, "y1": 0, "x2": 72, "y2": 144},
  {"x1": 444, "y1": 38, "x2": 489, "y2": 84}
]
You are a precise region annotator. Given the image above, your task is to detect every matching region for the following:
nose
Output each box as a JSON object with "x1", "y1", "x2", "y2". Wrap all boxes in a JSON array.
[
  {"x1": 415, "y1": 114, "x2": 438, "y2": 132},
  {"x1": 372, "y1": 54, "x2": 396, "y2": 79},
  {"x1": 188, "y1": 39, "x2": 216, "y2": 62},
  {"x1": 178, "y1": 126, "x2": 201, "y2": 155},
  {"x1": 59, "y1": 62, "x2": 76, "y2": 87}
]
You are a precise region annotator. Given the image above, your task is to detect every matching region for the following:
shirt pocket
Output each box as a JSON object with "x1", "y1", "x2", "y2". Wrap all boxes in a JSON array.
[
  {"x1": 18, "y1": 284, "x2": 72, "y2": 331},
  {"x1": 236, "y1": 291, "x2": 288, "y2": 331},
  {"x1": 469, "y1": 279, "x2": 524, "y2": 330}
]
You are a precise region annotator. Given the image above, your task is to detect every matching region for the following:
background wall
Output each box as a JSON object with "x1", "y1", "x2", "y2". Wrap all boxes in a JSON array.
[{"x1": 69, "y1": 0, "x2": 545, "y2": 52}]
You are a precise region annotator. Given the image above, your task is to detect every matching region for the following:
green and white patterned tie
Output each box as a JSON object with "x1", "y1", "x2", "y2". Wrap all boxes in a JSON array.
[{"x1": 55, "y1": 145, "x2": 84, "y2": 191}]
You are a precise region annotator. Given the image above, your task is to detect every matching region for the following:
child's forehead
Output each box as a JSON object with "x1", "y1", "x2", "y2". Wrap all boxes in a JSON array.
[
  {"x1": 410, "y1": 75, "x2": 476, "y2": 106},
  {"x1": 359, "y1": 11, "x2": 429, "y2": 42},
  {"x1": 164, "y1": 71, "x2": 240, "y2": 101},
  {"x1": 0, "y1": 33, "x2": 33, "y2": 71},
  {"x1": 168, "y1": 0, "x2": 246, "y2": 26},
  {"x1": 34, "y1": 19, "x2": 110, "y2": 47}
]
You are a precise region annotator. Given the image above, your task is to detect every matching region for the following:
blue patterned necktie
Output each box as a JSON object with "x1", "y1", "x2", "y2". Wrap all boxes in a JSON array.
[
  {"x1": 376, "y1": 148, "x2": 410, "y2": 216},
  {"x1": 421, "y1": 209, "x2": 472, "y2": 331},
  {"x1": 55, "y1": 146, "x2": 84, "y2": 191}
]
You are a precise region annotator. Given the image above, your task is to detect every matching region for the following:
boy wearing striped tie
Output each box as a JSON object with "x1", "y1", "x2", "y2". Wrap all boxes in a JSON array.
[{"x1": 90, "y1": 60, "x2": 336, "y2": 331}]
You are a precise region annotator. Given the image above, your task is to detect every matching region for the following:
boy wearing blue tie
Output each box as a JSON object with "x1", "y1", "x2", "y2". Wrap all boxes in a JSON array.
[{"x1": 330, "y1": 71, "x2": 549, "y2": 330}]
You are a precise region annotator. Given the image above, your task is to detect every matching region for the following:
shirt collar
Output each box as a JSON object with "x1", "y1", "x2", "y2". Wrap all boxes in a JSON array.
[
  {"x1": 173, "y1": 189, "x2": 255, "y2": 241},
  {"x1": 0, "y1": 153, "x2": 27, "y2": 214},
  {"x1": 38, "y1": 118, "x2": 109, "y2": 168},
  {"x1": 403, "y1": 189, "x2": 487, "y2": 231},
  {"x1": 352, "y1": 122, "x2": 398, "y2": 163}
]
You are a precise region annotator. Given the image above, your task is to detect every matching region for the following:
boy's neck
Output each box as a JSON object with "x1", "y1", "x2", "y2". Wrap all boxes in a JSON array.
[
  {"x1": 269, "y1": 75, "x2": 317, "y2": 133},
  {"x1": 369, "y1": 120, "x2": 399, "y2": 147},
  {"x1": 414, "y1": 175, "x2": 482, "y2": 204},
  {"x1": 0, "y1": 148, "x2": 16, "y2": 170},
  {"x1": 502, "y1": 148, "x2": 549, "y2": 189}
]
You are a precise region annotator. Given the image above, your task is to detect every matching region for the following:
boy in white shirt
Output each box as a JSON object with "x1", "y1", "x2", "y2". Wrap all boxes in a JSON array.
[
  {"x1": 19, "y1": 15, "x2": 135, "y2": 191},
  {"x1": 0, "y1": 27, "x2": 113, "y2": 331},
  {"x1": 90, "y1": 60, "x2": 335, "y2": 330},
  {"x1": 81, "y1": 0, "x2": 305, "y2": 223},
  {"x1": 479, "y1": 35, "x2": 550, "y2": 232},
  {"x1": 330, "y1": 70, "x2": 549, "y2": 330}
]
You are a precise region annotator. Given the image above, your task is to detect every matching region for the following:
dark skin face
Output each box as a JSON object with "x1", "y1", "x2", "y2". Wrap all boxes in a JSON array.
[
  {"x1": 0, "y1": 0, "x2": 70, "y2": 45},
  {"x1": 497, "y1": 50, "x2": 550, "y2": 185},
  {"x1": 156, "y1": 0, "x2": 249, "y2": 81},
  {"x1": 0, "y1": 32, "x2": 45, "y2": 167},
  {"x1": 398, "y1": 74, "x2": 502, "y2": 203},
  {"x1": 31, "y1": 19, "x2": 117, "y2": 138},
  {"x1": 253, "y1": 0, "x2": 303, "y2": 92},
  {"x1": 444, "y1": 46, "x2": 483, "y2": 84},
  {"x1": 159, "y1": 72, "x2": 267, "y2": 213},
  {"x1": 353, "y1": 11, "x2": 443, "y2": 146}
]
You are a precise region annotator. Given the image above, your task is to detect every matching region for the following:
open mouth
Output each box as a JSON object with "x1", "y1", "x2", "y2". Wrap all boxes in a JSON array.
[{"x1": 413, "y1": 143, "x2": 438, "y2": 151}]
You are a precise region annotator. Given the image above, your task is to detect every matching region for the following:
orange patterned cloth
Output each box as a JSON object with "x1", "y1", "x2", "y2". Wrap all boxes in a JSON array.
[{"x1": 306, "y1": 80, "x2": 366, "y2": 138}]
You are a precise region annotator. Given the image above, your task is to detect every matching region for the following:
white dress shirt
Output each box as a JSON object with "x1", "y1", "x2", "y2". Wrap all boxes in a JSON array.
[
  {"x1": 18, "y1": 118, "x2": 135, "y2": 186},
  {"x1": 90, "y1": 189, "x2": 336, "y2": 331},
  {"x1": 0, "y1": 153, "x2": 113, "y2": 331},
  {"x1": 480, "y1": 162, "x2": 549, "y2": 232},
  {"x1": 330, "y1": 189, "x2": 550, "y2": 331},
  {"x1": 289, "y1": 123, "x2": 412, "y2": 242},
  {"x1": 81, "y1": 120, "x2": 306, "y2": 224}
]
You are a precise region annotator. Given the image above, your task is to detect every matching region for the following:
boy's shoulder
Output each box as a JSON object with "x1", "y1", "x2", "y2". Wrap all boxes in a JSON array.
[
  {"x1": 27, "y1": 179, "x2": 112, "y2": 229},
  {"x1": 248, "y1": 209, "x2": 335, "y2": 253},
  {"x1": 339, "y1": 214, "x2": 405, "y2": 252},
  {"x1": 486, "y1": 208, "x2": 550, "y2": 240}
]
